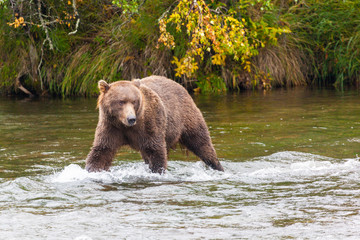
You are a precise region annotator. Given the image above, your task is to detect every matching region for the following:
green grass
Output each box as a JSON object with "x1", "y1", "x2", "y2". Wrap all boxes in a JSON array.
[
  {"x1": 0, "y1": 0, "x2": 359, "y2": 96},
  {"x1": 283, "y1": 0, "x2": 360, "y2": 88}
]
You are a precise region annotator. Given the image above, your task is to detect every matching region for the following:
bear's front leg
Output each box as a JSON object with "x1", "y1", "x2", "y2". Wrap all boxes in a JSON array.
[
  {"x1": 85, "y1": 146, "x2": 117, "y2": 172},
  {"x1": 141, "y1": 143, "x2": 167, "y2": 174},
  {"x1": 85, "y1": 121, "x2": 122, "y2": 172}
]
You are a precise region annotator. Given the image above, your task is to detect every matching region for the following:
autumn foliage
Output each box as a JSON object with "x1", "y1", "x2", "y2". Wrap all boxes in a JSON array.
[
  {"x1": 0, "y1": 0, "x2": 359, "y2": 96},
  {"x1": 158, "y1": 0, "x2": 289, "y2": 80}
]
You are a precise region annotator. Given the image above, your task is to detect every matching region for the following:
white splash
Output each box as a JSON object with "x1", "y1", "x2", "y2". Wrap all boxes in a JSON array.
[
  {"x1": 51, "y1": 152, "x2": 360, "y2": 185},
  {"x1": 74, "y1": 236, "x2": 93, "y2": 240},
  {"x1": 51, "y1": 161, "x2": 229, "y2": 184},
  {"x1": 51, "y1": 164, "x2": 89, "y2": 183},
  {"x1": 240, "y1": 151, "x2": 360, "y2": 183}
]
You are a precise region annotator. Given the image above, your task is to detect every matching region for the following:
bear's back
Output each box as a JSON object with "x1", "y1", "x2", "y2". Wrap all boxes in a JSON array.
[
  {"x1": 139, "y1": 76, "x2": 203, "y2": 148},
  {"x1": 140, "y1": 76, "x2": 196, "y2": 111},
  {"x1": 140, "y1": 76, "x2": 188, "y2": 100}
]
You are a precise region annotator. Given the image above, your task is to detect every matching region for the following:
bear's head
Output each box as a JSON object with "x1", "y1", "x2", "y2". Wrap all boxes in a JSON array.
[{"x1": 97, "y1": 80, "x2": 142, "y2": 127}]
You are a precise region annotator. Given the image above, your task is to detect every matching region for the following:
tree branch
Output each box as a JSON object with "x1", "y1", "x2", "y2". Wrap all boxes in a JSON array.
[
  {"x1": 37, "y1": 41, "x2": 45, "y2": 90},
  {"x1": 37, "y1": 0, "x2": 54, "y2": 50},
  {"x1": 16, "y1": 75, "x2": 34, "y2": 97},
  {"x1": 68, "y1": 0, "x2": 80, "y2": 35},
  {"x1": 158, "y1": 1, "x2": 179, "y2": 22}
]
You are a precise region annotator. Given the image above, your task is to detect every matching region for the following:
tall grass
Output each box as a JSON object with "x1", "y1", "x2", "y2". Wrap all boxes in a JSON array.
[
  {"x1": 283, "y1": 0, "x2": 360, "y2": 88},
  {"x1": 0, "y1": 0, "x2": 174, "y2": 96},
  {"x1": 0, "y1": 0, "x2": 359, "y2": 96},
  {"x1": 57, "y1": 0, "x2": 173, "y2": 96},
  {"x1": 252, "y1": 35, "x2": 310, "y2": 87}
]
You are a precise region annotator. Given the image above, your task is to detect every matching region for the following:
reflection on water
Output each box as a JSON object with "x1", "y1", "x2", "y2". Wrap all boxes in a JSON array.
[{"x1": 0, "y1": 88, "x2": 360, "y2": 239}]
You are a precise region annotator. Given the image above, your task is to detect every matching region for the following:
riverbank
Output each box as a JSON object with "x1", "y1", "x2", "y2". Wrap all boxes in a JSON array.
[{"x1": 0, "y1": 0, "x2": 359, "y2": 97}]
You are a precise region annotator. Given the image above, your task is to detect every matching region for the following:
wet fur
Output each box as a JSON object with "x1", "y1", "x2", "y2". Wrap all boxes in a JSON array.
[{"x1": 86, "y1": 76, "x2": 224, "y2": 173}]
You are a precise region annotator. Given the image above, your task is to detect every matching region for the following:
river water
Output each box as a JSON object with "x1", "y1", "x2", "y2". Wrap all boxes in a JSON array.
[{"x1": 0, "y1": 88, "x2": 359, "y2": 239}]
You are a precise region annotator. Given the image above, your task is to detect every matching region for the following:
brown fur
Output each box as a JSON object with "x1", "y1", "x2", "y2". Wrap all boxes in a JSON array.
[{"x1": 85, "y1": 76, "x2": 224, "y2": 173}]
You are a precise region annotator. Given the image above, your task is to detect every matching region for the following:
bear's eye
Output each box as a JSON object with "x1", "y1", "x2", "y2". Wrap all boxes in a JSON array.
[{"x1": 118, "y1": 101, "x2": 126, "y2": 106}]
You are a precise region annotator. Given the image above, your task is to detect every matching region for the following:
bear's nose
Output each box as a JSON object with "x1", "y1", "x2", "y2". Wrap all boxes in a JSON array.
[{"x1": 127, "y1": 116, "x2": 136, "y2": 126}]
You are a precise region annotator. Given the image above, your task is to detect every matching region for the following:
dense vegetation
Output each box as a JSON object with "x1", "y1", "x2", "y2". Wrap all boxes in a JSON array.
[{"x1": 0, "y1": 0, "x2": 359, "y2": 96}]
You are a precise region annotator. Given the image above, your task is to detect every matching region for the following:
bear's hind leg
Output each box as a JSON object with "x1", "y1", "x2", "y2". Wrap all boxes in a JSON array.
[{"x1": 180, "y1": 127, "x2": 224, "y2": 171}]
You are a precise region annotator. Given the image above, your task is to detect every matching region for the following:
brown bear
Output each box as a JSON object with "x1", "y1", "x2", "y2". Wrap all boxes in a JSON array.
[{"x1": 85, "y1": 75, "x2": 224, "y2": 174}]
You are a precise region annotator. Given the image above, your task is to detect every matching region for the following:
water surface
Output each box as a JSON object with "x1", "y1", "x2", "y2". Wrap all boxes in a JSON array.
[{"x1": 0, "y1": 88, "x2": 359, "y2": 239}]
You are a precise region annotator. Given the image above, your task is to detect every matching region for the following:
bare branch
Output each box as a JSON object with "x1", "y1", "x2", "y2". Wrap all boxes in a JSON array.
[
  {"x1": 37, "y1": 0, "x2": 54, "y2": 50},
  {"x1": 68, "y1": 0, "x2": 80, "y2": 35},
  {"x1": 158, "y1": 1, "x2": 179, "y2": 22},
  {"x1": 16, "y1": 76, "x2": 34, "y2": 97},
  {"x1": 37, "y1": 41, "x2": 45, "y2": 90},
  {"x1": 68, "y1": 18, "x2": 80, "y2": 35}
]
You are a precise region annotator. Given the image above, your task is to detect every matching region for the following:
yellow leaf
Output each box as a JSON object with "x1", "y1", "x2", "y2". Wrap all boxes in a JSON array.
[
  {"x1": 211, "y1": 54, "x2": 226, "y2": 65},
  {"x1": 193, "y1": 87, "x2": 201, "y2": 93}
]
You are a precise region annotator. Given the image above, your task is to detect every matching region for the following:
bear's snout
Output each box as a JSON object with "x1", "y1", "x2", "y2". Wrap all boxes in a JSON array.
[{"x1": 127, "y1": 116, "x2": 136, "y2": 126}]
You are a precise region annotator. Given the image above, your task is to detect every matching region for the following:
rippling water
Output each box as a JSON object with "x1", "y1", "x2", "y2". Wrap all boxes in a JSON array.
[{"x1": 1, "y1": 88, "x2": 360, "y2": 239}]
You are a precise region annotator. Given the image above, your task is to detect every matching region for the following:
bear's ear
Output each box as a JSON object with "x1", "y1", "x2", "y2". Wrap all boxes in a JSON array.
[
  {"x1": 98, "y1": 80, "x2": 110, "y2": 93},
  {"x1": 132, "y1": 79, "x2": 141, "y2": 88}
]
